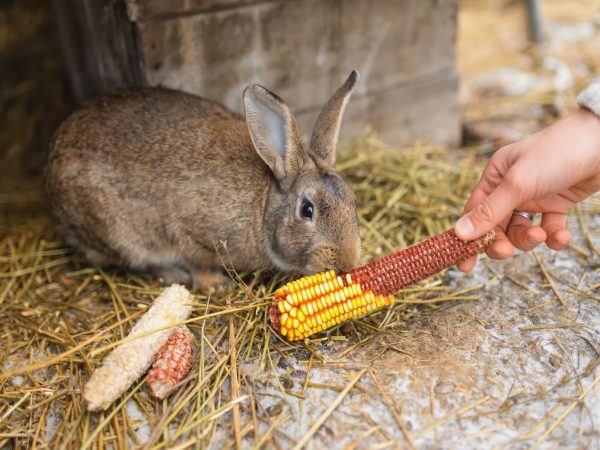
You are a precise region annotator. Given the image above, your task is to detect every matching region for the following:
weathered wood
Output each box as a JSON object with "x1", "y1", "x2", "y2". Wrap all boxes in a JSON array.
[
  {"x1": 52, "y1": 0, "x2": 144, "y2": 102},
  {"x1": 126, "y1": 0, "x2": 270, "y2": 21}
]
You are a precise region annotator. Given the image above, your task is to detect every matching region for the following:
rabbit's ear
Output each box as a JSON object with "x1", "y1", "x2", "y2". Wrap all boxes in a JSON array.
[
  {"x1": 244, "y1": 85, "x2": 304, "y2": 185},
  {"x1": 309, "y1": 70, "x2": 359, "y2": 171}
]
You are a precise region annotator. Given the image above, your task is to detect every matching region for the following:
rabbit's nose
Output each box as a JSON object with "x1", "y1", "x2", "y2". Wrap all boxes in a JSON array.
[{"x1": 338, "y1": 239, "x2": 361, "y2": 272}]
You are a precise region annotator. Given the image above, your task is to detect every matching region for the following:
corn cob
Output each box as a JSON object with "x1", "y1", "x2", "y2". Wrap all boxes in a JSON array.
[
  {"x1": 269, "y1": 228, "x2": 495, "y2": 341},
  {"x1": 84, "y1": 284, "x2": 192, "y2": 411},
  {"x1": 147, "y1": 326, "x2": 194, "y2": 399}
]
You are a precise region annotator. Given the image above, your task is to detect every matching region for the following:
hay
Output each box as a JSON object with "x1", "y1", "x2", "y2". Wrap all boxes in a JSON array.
[
  {"x1": 0, "y1": 118, "x2": 495, "y2": 448},
  {"x1": 1, "y1": 1, "x2": 600, "y2": 448}
]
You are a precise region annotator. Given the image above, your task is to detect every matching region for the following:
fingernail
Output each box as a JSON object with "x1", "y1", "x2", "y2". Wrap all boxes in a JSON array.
[{"x1": 455, "y1": 217, "x2": 474, "y2": 238}]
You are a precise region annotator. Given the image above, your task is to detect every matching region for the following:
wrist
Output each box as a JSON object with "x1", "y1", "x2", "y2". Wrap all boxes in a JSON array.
[
  {"x1": 573, "y1": 107, "x2": 600, "y2": 184},
  {"x1": 575, "y1": 107, "x2": 600, "y2": 145}
]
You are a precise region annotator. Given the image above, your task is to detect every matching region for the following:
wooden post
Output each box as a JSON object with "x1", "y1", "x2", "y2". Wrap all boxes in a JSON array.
[{"x1": 51, "y1": 0, "x2": 144, "y2": 102}]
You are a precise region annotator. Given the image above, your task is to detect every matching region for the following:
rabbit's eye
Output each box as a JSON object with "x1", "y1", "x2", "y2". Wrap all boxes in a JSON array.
[{"x1": 301, "y1": 200, "x2": 314, "y2": 220}]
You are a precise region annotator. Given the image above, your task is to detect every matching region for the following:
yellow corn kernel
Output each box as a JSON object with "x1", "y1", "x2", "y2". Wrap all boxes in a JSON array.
[
  {"x1": 297, "y1": 310, "x2": 306, "y2": 322},
  {"x1": 289, "y1": 307, "x2": 297, "y2": 318},
  {"x1": 287, "y1": 294, "x2": 295, "y2": 306},
  {"x1": 331, "y1": 293, "x2": 338, "y2": 305},
  {"x1": 278, "y1": 301, "x2": 285, "y2": 313},
  {"x1": 283, "y1": 301, "x2": 292, "y2": 312},
  {"x1": 307, "y1": 302, "x2": 314, "y2": 315},
  {"x1": 301, "y1": 304, "x2": 309, "y2": 316}
]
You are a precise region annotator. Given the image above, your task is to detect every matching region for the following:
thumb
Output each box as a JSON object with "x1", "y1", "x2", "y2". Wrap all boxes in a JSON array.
[{"x1": 455, "y1": 181, "x2": 520, "y2": 240}]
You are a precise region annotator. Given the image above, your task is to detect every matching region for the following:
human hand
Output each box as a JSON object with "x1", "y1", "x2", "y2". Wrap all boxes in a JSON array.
[{"x1": 455, "y1": 108, "x2": 600, "y2": 272}]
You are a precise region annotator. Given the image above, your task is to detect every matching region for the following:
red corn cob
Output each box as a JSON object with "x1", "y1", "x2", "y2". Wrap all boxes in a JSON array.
[
  {"x1": 147, "y1": 326, "x2": 194, "y2": 399},
  {"x1": 269, "y1": 228, "x2": 495, "y2": 341}
]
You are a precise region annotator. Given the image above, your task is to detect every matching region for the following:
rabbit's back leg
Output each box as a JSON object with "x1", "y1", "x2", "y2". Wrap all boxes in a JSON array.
[{"x1": 50, "y1": 207, "x2": 122, "y2": 267}]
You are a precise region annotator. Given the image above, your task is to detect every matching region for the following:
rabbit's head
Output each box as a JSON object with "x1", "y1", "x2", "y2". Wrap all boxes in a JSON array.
[{"x1": 244, "y1": 71, "x2": 361, "y2": 274}]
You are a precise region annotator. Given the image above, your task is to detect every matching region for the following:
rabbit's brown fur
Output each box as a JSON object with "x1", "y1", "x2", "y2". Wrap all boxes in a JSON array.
[{"x1": 45, "y1": 72, "x2": 361, "y2": 291}]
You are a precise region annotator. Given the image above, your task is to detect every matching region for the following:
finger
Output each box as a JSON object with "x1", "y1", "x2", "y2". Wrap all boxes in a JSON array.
[
  {"x1": 506, "y1": 214, "x2": 546, "y2": 251},
  {"x1": 457, "y1": 213, "x2": 512, "y2": 271},
  {"x1": 457, "y1": 255, "x2": 477, "y2": 273},
  {"x1": 455, "y1": 180, "x2": 522, "y2": 241},
  {"x1": 485, "y1": 225, "x2": 514, "y2": 259},
  {"x1": 540, "y1": 213, "x2": 572, "y2": 251},
  {"x1": 459, "y1": 155, "x2": 506, "y2": 216}
]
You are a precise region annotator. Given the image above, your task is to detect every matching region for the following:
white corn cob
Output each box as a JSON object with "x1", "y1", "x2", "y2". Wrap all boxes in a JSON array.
[{"x1": 84, "y1": 284, "x2": 192, "y2": 411}]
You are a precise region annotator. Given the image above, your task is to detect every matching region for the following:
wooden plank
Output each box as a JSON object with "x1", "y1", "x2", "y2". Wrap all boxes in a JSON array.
[
  {"x1": 52, "y1": 0, "x2": 144, "y2": 102},
  {"x1": 135, "y1": 0, "x2": 458, "y2": 113},
  {"x1": 126, "y1": 0, "x2": 274, "y2": 22}
]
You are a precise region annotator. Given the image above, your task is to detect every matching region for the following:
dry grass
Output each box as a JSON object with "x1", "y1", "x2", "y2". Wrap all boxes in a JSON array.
[
  {"x1": 1, "y1": 1, "x2": 600, "y2": 448},
  {"x1": 0, "y1": 132, "x2": 492, "y2": 448}
]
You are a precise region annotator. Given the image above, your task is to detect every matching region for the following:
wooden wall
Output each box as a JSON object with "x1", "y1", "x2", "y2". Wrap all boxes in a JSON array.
[{"x1": 53, "y1": 0, "x2": 461, "y2": 146}]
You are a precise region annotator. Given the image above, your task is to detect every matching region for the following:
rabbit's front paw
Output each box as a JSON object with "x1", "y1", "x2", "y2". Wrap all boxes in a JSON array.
[
  {"x1": 158, "y1": 267, "x2": 193, "y2": 287},
  {"x1": 191, "y1": 270, "x2": 232, "y2": 294}
]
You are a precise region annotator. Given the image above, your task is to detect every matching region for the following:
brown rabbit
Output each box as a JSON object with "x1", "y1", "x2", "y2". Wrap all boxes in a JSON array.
[{"x1": 45, "y1": 71, "x2": 361, "y2": 291}]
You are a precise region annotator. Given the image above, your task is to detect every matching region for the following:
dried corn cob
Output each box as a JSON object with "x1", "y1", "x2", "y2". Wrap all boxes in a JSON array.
[
  {"x1": 147, "y1": 326, "x2": 194, "y2": 399},
  {"x1": 269, "y1": 228, "x2": 495, "y2": 341},
  {"x1": 84, "y1": 284, "x2": 192, "y2": 411}
]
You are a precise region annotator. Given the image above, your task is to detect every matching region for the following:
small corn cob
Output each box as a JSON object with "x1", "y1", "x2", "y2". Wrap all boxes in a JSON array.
[
  {"x1": 269, "y1": 228, "x2": 495, "y2": 341},
  {"x1": 147, "y1": 326, "x2": 194, "y2": 399}
]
